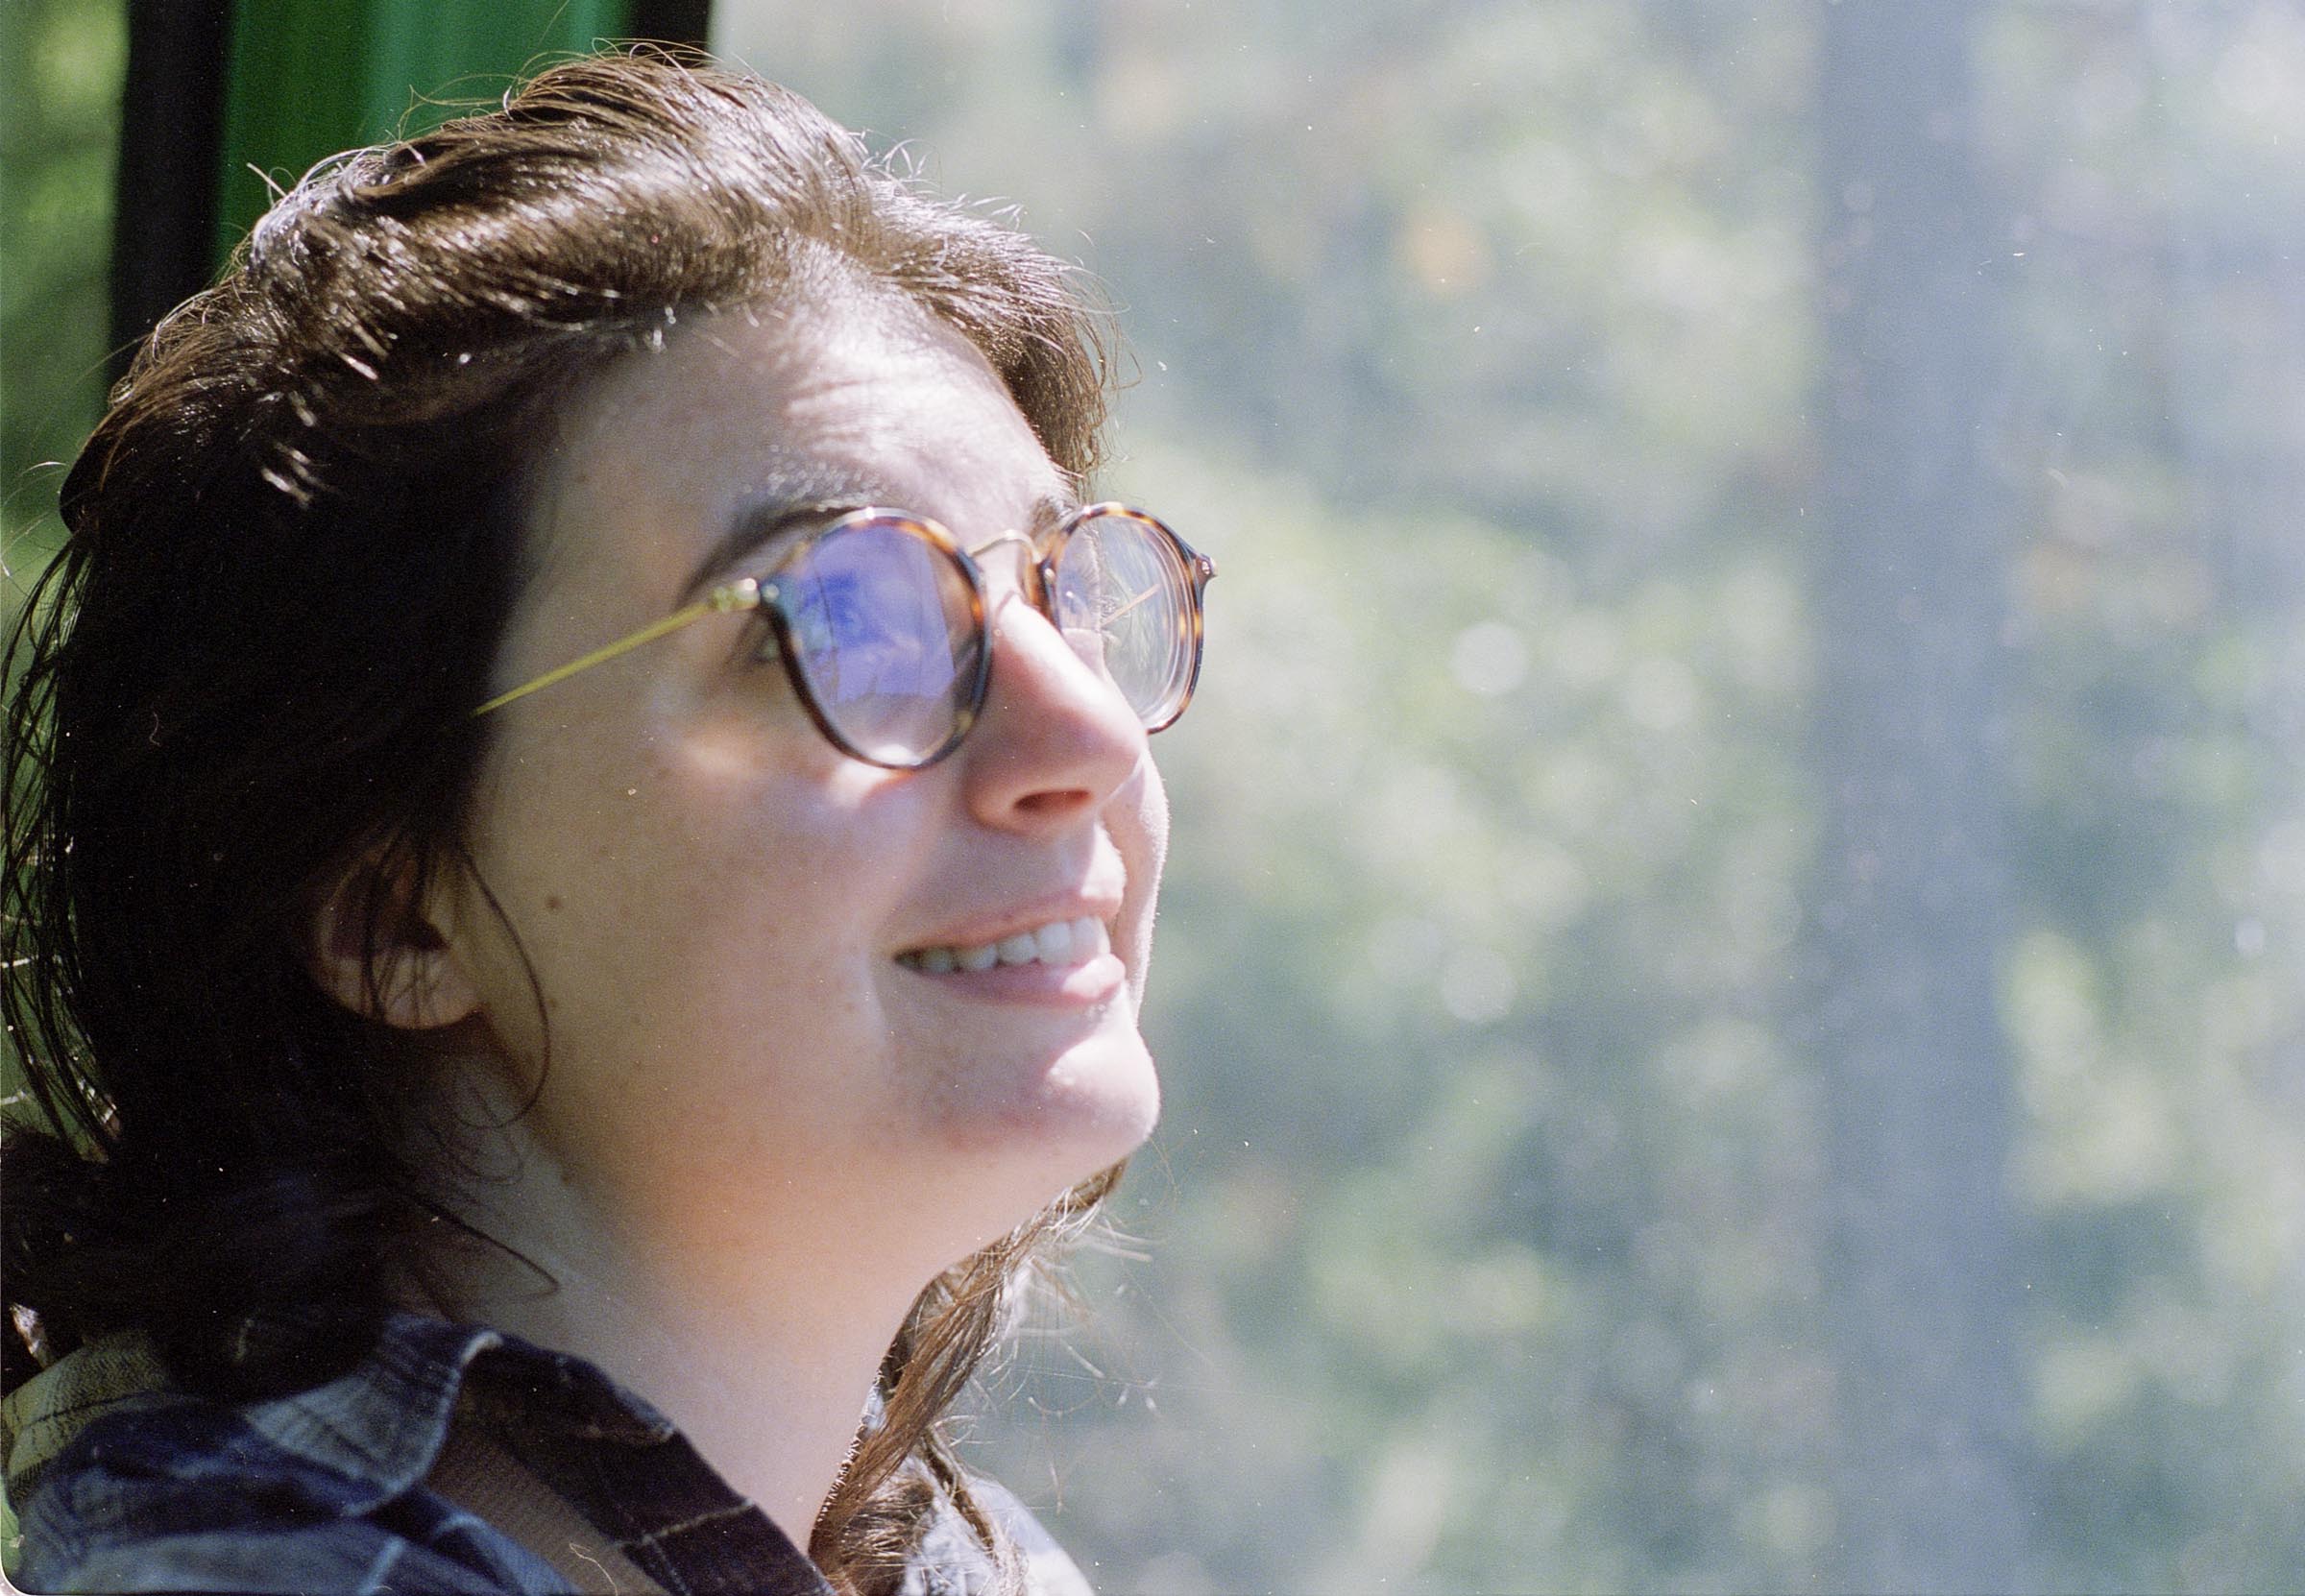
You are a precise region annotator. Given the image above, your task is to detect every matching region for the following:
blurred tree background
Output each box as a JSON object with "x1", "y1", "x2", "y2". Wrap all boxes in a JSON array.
[
  {"x1": 2, "y1": 0, "x2": 119, "y2": 568},
  {"x1": 11, "y1": 0, "x2": 2305, "y2": 1590}
]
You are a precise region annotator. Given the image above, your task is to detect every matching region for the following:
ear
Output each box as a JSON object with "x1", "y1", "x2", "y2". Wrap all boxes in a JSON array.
[{"x1": 302, "y1": 842, "x2": 481, "y2": 1030}]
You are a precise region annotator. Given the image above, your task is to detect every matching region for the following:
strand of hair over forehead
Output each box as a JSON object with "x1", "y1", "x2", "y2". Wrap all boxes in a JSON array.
[{"x1": 213, "y1": 51, "x2": 1106, "y2": 487}]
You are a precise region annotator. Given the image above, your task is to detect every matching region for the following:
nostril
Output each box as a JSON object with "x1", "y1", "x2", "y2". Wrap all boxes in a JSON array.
[{"x1": 1014, "y1": 787, "x2": 1095, "y2": 818}]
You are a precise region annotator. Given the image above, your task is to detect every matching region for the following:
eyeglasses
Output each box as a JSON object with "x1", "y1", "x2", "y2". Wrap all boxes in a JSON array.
[{"x1": 473, "y1": 502, "x2": 1214, "y2": 769}]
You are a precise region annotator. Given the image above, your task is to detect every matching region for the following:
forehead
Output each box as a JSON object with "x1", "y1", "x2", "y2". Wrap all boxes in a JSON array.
[{"x1": 526, "y1": 288, "x2": 1067, "y2": 607}]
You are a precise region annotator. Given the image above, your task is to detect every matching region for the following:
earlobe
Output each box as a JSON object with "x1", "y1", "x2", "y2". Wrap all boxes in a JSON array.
[{"x1": 302, "y1": 844, "x2": 481, "y2": 1030}]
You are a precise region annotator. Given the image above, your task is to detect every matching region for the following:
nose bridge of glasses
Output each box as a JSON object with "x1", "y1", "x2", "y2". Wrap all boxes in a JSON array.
[
  {"x1": 966, "y1": 526, "x2": 1036, "y2": 576},
  {"x1": 965, "y1": 527, "x2": 1052, "y2": 614},
  {"x1": 966, "y1": 525, "x2": 1133, "y2": 719}
]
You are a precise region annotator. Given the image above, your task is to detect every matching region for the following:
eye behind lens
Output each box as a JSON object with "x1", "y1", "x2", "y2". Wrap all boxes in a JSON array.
[{"x1": 779, "y1": 515, "x2": 985, "y2": 767}]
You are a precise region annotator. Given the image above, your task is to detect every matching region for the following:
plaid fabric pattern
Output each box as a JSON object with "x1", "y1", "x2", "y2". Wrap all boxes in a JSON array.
[{"x1": 1, "y1": 1313, "x2": 994, "y2": 1595}]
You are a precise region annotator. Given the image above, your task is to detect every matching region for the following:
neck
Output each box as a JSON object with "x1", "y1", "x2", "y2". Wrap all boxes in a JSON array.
[{"x1": 414, "y1": 1135, "x2": 932, "y2": 1549}]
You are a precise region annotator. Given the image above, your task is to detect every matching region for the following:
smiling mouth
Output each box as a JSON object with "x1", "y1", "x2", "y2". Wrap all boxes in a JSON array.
[{"x1": 895, "y1": 916, "x2": 1112, "y2": 975}]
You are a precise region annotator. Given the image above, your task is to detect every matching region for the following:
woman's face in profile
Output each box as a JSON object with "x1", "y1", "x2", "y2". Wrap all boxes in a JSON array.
[{"x1": 437, "y1": 285, "x2": 1167, "y2": 1290}]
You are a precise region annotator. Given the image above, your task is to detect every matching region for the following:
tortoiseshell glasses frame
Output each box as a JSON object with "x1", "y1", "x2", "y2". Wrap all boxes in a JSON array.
[{"x1": 473, "y1": 502, "x2": 1214, "y2": 770}]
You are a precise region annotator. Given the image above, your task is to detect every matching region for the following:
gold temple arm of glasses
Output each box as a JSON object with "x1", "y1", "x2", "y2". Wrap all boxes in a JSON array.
[{"x1": 471, "y1": 579, "x2": 762, "y2": 716}]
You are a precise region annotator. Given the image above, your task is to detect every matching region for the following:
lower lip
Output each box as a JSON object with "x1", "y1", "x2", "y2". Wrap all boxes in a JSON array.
[{"x1": 896, "y1": 951, "x2": 1128, "y2": 1006}]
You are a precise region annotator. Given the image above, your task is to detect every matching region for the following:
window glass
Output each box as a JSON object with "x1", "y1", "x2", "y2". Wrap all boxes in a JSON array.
[{"x1": 709, "y1": 4, "x2": 2305, "y2": 1589}]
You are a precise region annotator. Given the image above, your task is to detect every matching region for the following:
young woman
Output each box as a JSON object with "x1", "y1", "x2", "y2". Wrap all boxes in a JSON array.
[{"x1": 1, "y1": 51, "x2": 1209, "y2": 1595}]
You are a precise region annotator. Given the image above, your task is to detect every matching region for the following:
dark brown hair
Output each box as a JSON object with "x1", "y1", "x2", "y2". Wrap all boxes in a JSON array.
[{"x1": 2, "y1": 49, "x2": 1110, "y2": 1593}]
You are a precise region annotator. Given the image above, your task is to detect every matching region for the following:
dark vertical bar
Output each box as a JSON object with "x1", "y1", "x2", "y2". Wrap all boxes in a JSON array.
[
  {"x1": 109, "y1": 0, "x2": 232, "y2": 377},
  {"x1": 625, "y1": 0, "x2": 711, "y2": 47}
]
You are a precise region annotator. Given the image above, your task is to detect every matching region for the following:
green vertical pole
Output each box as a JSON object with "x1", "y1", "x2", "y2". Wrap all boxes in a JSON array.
[{"x1": 210, "y1": 0, "x2": 633, "y2": 265}]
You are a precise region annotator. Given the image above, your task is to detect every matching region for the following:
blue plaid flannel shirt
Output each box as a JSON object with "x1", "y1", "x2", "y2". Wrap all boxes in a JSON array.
[{"x1": 1, "y1": 1313, "x2": 1089, "y2": 1595}]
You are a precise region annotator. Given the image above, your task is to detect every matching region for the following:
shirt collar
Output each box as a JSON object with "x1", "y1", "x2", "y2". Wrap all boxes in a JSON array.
[{"x1": 6, "y1": 1311, "x2": 833, "y2": 1595}]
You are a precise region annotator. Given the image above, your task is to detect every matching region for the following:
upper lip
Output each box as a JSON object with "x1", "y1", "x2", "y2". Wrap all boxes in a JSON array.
[{"x1": 895, "y1": 891, "x2": 1124, "y2": 955}]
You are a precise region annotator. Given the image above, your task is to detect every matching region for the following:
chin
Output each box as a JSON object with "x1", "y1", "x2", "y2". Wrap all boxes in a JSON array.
[{"x1": 925, "y1": 1035, "x2": 1160, "y2": 1247}]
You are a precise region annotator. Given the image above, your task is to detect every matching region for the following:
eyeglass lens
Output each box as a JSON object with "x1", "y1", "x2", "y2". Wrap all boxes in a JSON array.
[
  {"x1": 1052, "y1": 511, "x2": 1200, "y2": 730},
  {"x1": 778, "y1": 509, "x2": 1198, "y2": 766},
  {"x1": 782, "y1": 518, "x2": 983, "y2": 765}
]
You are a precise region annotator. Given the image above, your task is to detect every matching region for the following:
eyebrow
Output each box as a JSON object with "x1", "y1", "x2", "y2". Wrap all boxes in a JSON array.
[
  {"x1": 680, "y1": 469, "x2": 1082, "y2": 602},
  {"x1": 680, "y1": 460, "x2": 907, "y2": 602}
]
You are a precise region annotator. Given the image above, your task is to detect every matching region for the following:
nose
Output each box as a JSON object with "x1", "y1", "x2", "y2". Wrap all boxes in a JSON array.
[{"x1": 958, "y1": 568, "x2": 1149, "y2": 834}]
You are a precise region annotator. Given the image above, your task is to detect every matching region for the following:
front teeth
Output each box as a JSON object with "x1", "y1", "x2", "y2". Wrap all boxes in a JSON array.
[{"x1": 900, "y1": 917, "x2": 1109, "y2": 973}]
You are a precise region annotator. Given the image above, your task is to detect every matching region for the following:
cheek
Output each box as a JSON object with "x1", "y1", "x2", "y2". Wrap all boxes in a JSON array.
[
  {"x1": 1139, "y1": 758, "x2": 1172, "y2": 882},
  {"x1": 1116, "y1": 757, "x2": 1172, "y2": 991},
  {"x1": 456, "y1": 726, "x2": 923, "y2": 1137}
]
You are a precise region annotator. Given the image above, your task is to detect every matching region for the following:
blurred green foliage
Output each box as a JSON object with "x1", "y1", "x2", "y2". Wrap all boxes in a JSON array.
[
  {"x1": 10, "y1": 0, "x2": 2305, "y2": 1590},
  {"x1": 1, "y1": 0, "x2": 122, "y2": 570},
  {"x1": 0, "y1": 8, "x2": 120, "y2": 1567}
]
